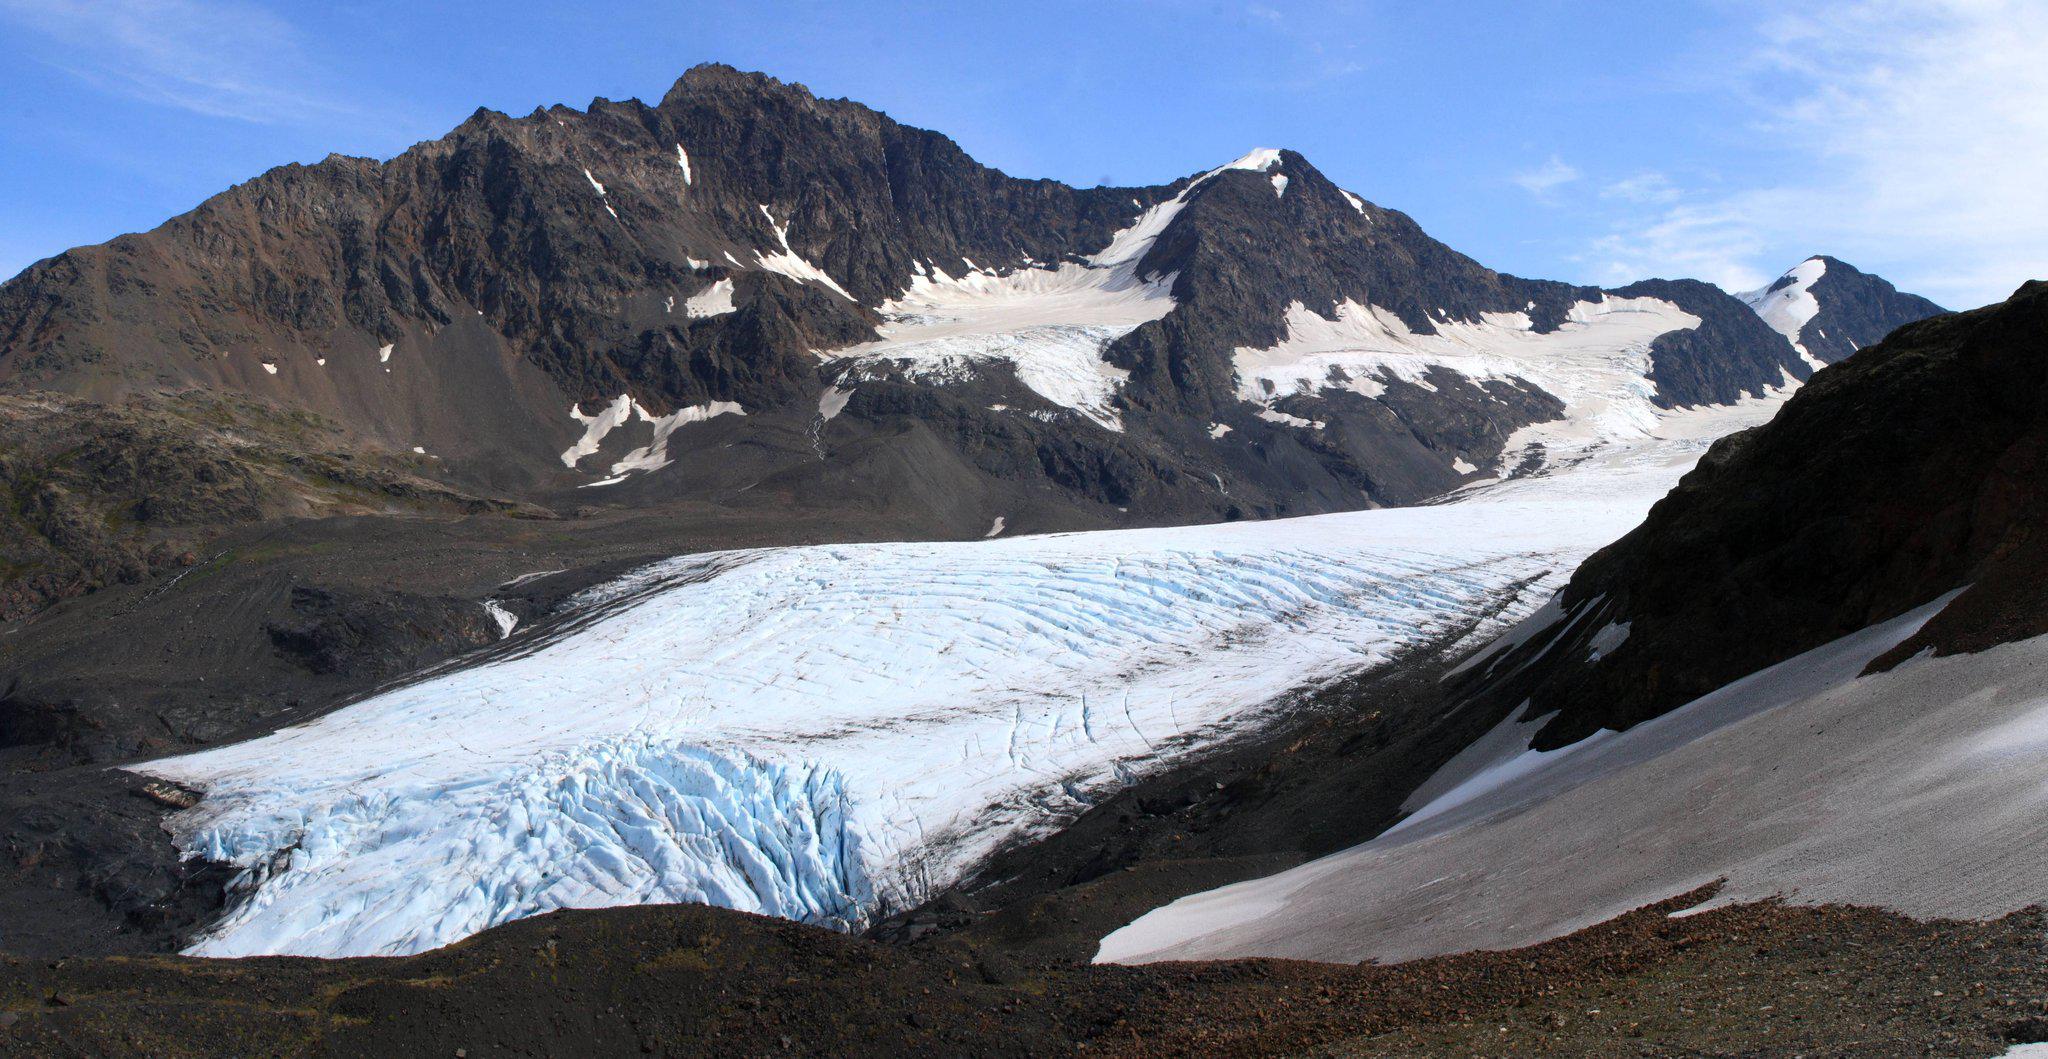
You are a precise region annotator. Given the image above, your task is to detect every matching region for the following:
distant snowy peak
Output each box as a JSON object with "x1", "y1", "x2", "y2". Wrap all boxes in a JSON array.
[
  {"x1": 1738, "y1": 256, "x2": 1945, "y2": 366},
  {"x1": 1738, "y1": 257, "x2": 1827, "y2": 366}
]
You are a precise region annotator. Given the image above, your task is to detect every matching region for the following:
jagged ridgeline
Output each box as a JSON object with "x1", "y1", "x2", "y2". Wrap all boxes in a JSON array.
[{"x1": 1, "y1": 64, "x2": 1920, "y2": 540}]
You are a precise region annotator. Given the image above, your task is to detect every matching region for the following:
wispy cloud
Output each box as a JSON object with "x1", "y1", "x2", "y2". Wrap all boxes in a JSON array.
[
  {"x1": 1585, "y1": 194, "x2": 1783, "y2": 292},
  {"x1": 1512, "y1": 155, "x2": 1580, "y2": 199},
  {"x1": 1599, "y1": 172, "x2": 1681, "y2": 206},
  {"x1": 1, "y1": 0, "x2": 355, "y2": 125},
  {"x1": 1228, "y1": 0, "x2": 1367, "y2": 92},
  {"x1": 1593, "y1": 0, "x2": 2048, "y2": 307}
]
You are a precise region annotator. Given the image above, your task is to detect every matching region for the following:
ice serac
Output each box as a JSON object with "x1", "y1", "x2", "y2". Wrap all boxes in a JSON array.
[{"x1": 133, "y1": 395, "x2": 1781, "y2": 958}]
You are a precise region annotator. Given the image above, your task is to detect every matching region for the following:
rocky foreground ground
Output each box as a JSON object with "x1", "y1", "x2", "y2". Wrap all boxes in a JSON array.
[{"x1": 1, "y1": 888, "x2": 2044, "y2": 1057}]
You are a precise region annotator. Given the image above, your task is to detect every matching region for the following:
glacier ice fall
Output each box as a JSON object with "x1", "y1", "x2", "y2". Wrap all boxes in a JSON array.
[{"x1": 134, "y1": 402, "x2": 1779, "y2": 958}]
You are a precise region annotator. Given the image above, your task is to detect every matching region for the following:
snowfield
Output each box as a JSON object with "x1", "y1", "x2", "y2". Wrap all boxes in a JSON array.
[
  {"x1": 134, "y1": 400, "x2": 1777, "y2": 959},
  {"x1": 1097, "y1": 592, "x2": 2048, "y2": 966},
  {"x1": 817, "y1": 149, "x2": 1303, "y2": 431},
  {"x1": 1235, "y1": 295, "x2": 1700, "y2": 452},
  {"x1": 1740, "y1": 257, "x2": 1827, "y2": 368}
]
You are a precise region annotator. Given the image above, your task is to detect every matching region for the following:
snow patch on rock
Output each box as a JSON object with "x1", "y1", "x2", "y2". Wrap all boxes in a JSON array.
[
  {"x1": 560, "y1": 396, "x2": 745, "y2": 477},
  {"x1": 612, "y1": 401, "x2": 746, "y2": 476},
  {"x1": 1258, "y1": 407, "x2": 1324, "y2": 430},
  {"x1": 1096, "y1": 590, "x2": 2048, "y2": 967},
  {"x1": 1586, "y1": 619, "x2": 1631, "y2": 661},
  {"x1": 482, "y1": 601, "x2": 518, "y2": 638},
  {"x1": 817, "y1": 385, "x2": 854, "y2": 422},
  {"x1": 815, "y1": 149, "x2": 1318, "y2": 433},
  {"x1": 683, "y1": 278, "x2": 736, "y2": 317},
  {"x1": 754, "y1": 205, "x2": 852, "y2": 300},
  {"x1": 560, "y1": 395, "x2": 636, "y2": 469},
  {"x1": 1234, "y1": 295, "x2": 1706, "y2": 471}
]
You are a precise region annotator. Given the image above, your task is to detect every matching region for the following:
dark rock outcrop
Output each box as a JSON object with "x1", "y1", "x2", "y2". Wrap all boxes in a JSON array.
[
  {"x1": 1776, "y1": 255, "x2": 1948, "y2": 364},
  {"x1": 0, "y1": 65, "x2": 1823, "y2": 536},
  {"x1": 1461, "y1": 280, "x2": 2048, "y2": 748},
  {"x1": 1617, "y1": 277, "x2": 1815, "y2": 407}
]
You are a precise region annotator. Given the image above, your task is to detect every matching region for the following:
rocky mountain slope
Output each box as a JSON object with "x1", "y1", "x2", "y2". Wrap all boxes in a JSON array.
[
  {"x1": 1091, "y1": 278, "x2": 2048, "y2": 972},
  {"x1": 1466, "y1": 279, "x2": 2045, "y2": 748},
  {"x1": 0, "y1": 391, "x2": 532, "y2": 622},
  {"x1": 1740, "y1": 254, "x2": 1947, "y2": 366},
  {"x1": 1, "y1": 65, "x2": 1889, "y2": 529},
  {"x1": 0, "y1": 68, "x2": 1947, "y2": 653},
  {"x1": 7, "y1": 891, "x2": 2046, "y2": 1057}
]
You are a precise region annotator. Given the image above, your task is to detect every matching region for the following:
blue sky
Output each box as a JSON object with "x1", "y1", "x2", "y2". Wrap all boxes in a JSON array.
[{"x1": 3, "y1": 0, "x2": 2043, "y2": 308}]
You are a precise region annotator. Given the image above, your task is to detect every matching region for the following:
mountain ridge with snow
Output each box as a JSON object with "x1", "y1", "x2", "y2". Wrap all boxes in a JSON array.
[{"x1": 0, "y1": 66, "x2": 1941, "y2": 540}]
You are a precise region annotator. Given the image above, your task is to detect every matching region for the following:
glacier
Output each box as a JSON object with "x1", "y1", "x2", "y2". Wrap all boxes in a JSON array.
[{"x1": 135, "y1": 398, "x2": 1783, "y2": 959}]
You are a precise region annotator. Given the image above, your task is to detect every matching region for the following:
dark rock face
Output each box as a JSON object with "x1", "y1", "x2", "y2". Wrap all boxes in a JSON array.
[
  {"x1": 1738, "y1": 255, "x2": 1947, "y2": 367},
  {"x1": 1797, "y1": 256, "x2": 1948, "y2": 364},
  {"x1": 0, "y1": 64, "x2": 1823, "y2": 538},
  {"x1": 1616, "y1": 277, "x2": 1815, "y2": 407},
  {"x1": 1461, "y1": 280, "x2": 2048, "y2": 749}
]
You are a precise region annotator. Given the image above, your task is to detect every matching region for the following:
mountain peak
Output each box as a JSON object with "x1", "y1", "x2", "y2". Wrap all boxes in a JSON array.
[
  {"x1": 661, "y1": 63, "x2": 816, "y2": 108},
  {"x1": 1738, "y1": 255, "x2": 1944, "y2": 366},
  {"x1": 1220, "y1": 147, "x2": 1285, "y2": 172}
]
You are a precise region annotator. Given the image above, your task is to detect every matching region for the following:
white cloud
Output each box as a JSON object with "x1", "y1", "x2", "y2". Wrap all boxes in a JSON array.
[
  {"x1": 1, "y1": 0, "x2": 352, "y2": 125},
  {"x1": 1585, "y1": 195, "x2": 1780, "y2": 293},
  {"x1": 1511, "y1": 155, "x2": 1580, "y2": 199},
  {"x1": 1595, "y1": 0, "x2": 2048, "y2": 308},
  {"x1": 1600, "y1": 172, "x2": 1681, "y2": 205}
]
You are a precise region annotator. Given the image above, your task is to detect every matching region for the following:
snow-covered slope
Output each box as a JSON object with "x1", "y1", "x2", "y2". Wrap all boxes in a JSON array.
[
  {"x1": 132, "y1": 399, "x2": 1780, "y2": 959},
  {"x1": 1097, "y1": 593, "x2": 2048, "y2": 966},
  {"x1": 1739, "y1": 257, "x2": 1828, "y2": 367},
  {"x1": 816, "y1": 149, "x2": 1294, "y2": 432},
  {"x1": 1236, "y1": 294, "x2": 1702, "y2": 453}
]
